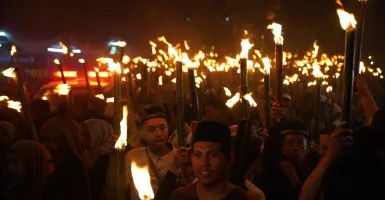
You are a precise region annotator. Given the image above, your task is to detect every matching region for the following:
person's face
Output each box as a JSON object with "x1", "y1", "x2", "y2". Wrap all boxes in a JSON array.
[
  {"x1": 204, "y1": 106, "x2": 220, "y2": 121},
  {"x1": 192, "y1": 142, "x2": 229, "y2": 186},
  {"x1": 5, "y1": 152, "x2": 25, "y2": 180},
  {"x1": 282, "y1": 134, "x2": 308, "y2": 162},
  {"x1": 79, "y1": 125, "x2": 92, "y2": 151},
  {"x1": 283, "y1": 98, "x2": 291, "y2": 108},
  {"x1": 41, "y1": 135, "x2": 71, "y2": 162},
  {"x1": 144, "y1": 118, "x2": 168, "y2": 148}
]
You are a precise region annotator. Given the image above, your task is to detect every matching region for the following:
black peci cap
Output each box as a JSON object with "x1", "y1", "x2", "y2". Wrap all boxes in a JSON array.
[{"x1": 193, "y1": 121, "x2": 231, "y2": 155}]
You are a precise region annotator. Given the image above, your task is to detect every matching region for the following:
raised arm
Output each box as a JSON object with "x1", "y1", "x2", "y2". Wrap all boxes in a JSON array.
[
  {"x1": 298, "y1": 122, "x2": 353, "y2": 200},
  {"x1": 356, "y1": 76, "x2": 379, "y2": 125}
]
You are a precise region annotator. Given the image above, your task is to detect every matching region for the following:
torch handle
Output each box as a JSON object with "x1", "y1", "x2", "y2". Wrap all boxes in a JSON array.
[
  {"x1": 240, "y1": 58, "x2": 248, "y2": 119},
  {"x1": 58, "y1": 60, "x2": 67, "y2": 84},
  {"x1": 275, "y1": 45, "x2": 283, "y2": 105},
  {"x1": 188, "y1": 69, "x2": 200, "y2": 121},
  {"x1": 353, "y1": 1, "x2": 367, "y2": 79},
  {"x1": 95, "y1": 71, "x2": 103, "y2": 95},
  {"x1": 14, "y1": 68, "x2": 39, "y2": 142},
  {"x1": 176, "y1": 62, "x2": 185, "y2": 147},
  {"x1": 264, "y1": 75, "x2": 271, "y2": 129},
  {"x1": 342, "y1": 30, "x2": 356, "y2": 127},
  {"x1": 113, "y1": 72, "x2": 122, "y2": 132},
  {"x1": 83, "y1": 62, "x2": 91, "y2": 95},
  {"x1": 314, "y1": 79, "x2": 322, "y2": 144}
]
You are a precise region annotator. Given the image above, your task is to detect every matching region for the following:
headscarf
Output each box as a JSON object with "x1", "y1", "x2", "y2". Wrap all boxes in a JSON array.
[
  {"x1": 39, "y1": 116, "x2": 84, "y2": 161},
  {"x1": 82, "y1": 119, "x2": 114, "y2": 153},
  {"x1": 0, "y1": 121, "x2": 16, "y2": 141},
  {"x1": 82, "y1": 119, "x2": 115, "y2": 168},
  {"x1": 6, "y1": 140, "x2": 52, "y2": 200},
  {"x1": 0, "y1": 121, "x2": 16, "y2": 152}
]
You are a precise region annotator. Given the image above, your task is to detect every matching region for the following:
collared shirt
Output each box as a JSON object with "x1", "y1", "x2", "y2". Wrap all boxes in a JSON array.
[{"x1": 125, "y1": 144, "x2": 182, "y2": 200}]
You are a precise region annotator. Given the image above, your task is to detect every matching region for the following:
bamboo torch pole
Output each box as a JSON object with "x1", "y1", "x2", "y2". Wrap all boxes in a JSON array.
[
  {"x1": 337, "y1": 9, "x2": 357, "y2": 127},
  {"x1": 267, "y1": 23, "x2": 284, "y2": 106}
]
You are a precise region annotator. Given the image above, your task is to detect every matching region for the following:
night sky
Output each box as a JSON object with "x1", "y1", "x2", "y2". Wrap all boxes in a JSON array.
[{"x1": 1, "y1": 0, "x2": 384, "y2": 65}]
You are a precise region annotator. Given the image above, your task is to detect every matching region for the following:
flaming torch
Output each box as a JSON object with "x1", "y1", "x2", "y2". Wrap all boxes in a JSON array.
[
  {"x1": 176, "y1": 59, "x2": 185, "y2": 147},
  {"x1": 78, "y1": 59, "x2": 91, "y2": 95},
  {"x1": 94, "y1": 66, "x2": 103, "y2": 95},
  {"x1": 267, "y1": 23, "x2": 284, "y2": 106},
  {"x1": 262, "y1": 57, "x2": 272, "y2": 128},
  {"x1": 115, "y1": 105, "x2": 128, "y2": 200},
  {"x1": 1, "y1": 67, "x2": 39, "y2": 142},
  {"x1": 54, "y1": 59, "x2": 66, "y2": 84},
  {"x1": 337, "y1": 8, "x2": 357, "y2": 127},
  {"x1": 354, "y1": 0, "x2": 368, "y2": 80},
  {"x1": 188, "y1": 69, "x2": 200, "y2": 121},
  {"x1": 131, "y1": 161, "x2": 155, "y2": 200},
  {"x1": 312, "y1": 62, "x2": 323, "y2": 144},
  {"x1": 240, "y1": 39, "x2": 253, "y2": 118},
  {"x1": 230, "y1": 93, "x2": 257, "y2": 187}
]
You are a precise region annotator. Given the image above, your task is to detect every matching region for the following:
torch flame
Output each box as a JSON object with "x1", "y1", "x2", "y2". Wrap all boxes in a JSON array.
[
  {"x1": 108, "y1": 62, "x2": 121, "y2": 74},
  {"x1": 115, "y1": 105, "x2": 128, "y2": 150},
  {"x1": 2, "y1": 67, "x2": 15, "y2": 78},
  {"x1": 122, "y1": 55, "x2": 130, "y2": 64},
  {"x1": 184, "y1": 40, "x2": 190, "y2": 50},
  {"x1": 359, "y1": 61, "x2": 366, "y2": 74},
  {"x1": 267, "y1": 23, "x2": 284, "y2": 45},
  {"x1": 54, "y1": 59, "x2": 60, "y2": 65},
  {"x1": 7, "y1": 100, "x2": 22, "y2": 113},
  {"x1": 53, "y1": 84, "x2": 71, "y2": 95},
  {"x1": 149, "y1": 41, "x2": 157, "y2": 55},
  {"x1": 94, "y1": 94, "x2": 105, "y2": 100},
  {"x1": 131, "y1": 161, "x2": 154, "y2": 200},
  {"x1": 326, "y1": 86, "x2": 333, "y2": 93},
  {"x1": 243, "y1": 93, "x2": 257, "y2": 107},
  {"x1": 106, "y1": 97, "x2": 114, "y2": 103},
  {"x1": 240, "y1": 39, "x2": 253, "y2": 59},
  {"x1": 10, "y1": 45, "x2": 17, "y2": 56},
  {"x1": 59, "y1": 42, "x2": 68, "y2": 55},
  {"x1": 159, "y1": 76, "x2": 163, "y2": 86},
  {"x1": 97, "y1": 57, "x2": 114, "y2": 64},
  {"x1": 226, "y1": 92, "x2": 241, "y2": 108},
  {"x1": 223, "y1": 87, "x2": 232, "y2": 97},
  {"x1": 337, "y1": 9, "x2": 357, "y2": 31},
  {"x1": 261, "y1": 57, "x2": 271, "y2": 75},
  {"x1": 0, "y1": 96, "x2": 9, "y2": 101},
  {"x1": 312, "y1": 42, "x2": 319, "y2": 58},
  {"x1": 312, "y1": 62, "x2": 323, "y2": 78}
]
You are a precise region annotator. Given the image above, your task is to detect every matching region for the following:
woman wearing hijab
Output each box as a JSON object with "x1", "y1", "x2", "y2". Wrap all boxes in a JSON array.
[
  {"x1": 80, "y1": 119, "x2": 117, "y2": 200},
  {"x1": 0, "y1": 140, "x2": 54, "y2": 200},
  {"x1": 39, "y1": 116, "x2": 90, "y2": 200},
  {"x1": 0, "y1": 121, "x2": 16, "y2": 159}
]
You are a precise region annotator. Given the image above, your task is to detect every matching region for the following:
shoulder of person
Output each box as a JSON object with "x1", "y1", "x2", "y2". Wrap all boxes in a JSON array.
[
  {"x1": 244, "y1": 180, "x2": 265, "y2": 200},
  {"x1": 227, "y1": 185, "x2": 255, "y2": 200},
  {"x1": 170, "y1": 183, "x2": 197, "y2": 198},
  {"x1": 125, "y1": 147, "x2": 147, "y2": 163}
]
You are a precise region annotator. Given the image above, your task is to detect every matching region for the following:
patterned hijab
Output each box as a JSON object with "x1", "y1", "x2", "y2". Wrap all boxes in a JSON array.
[{"x1": 82, "y1": 119, "x2": 116, "y2": 168}]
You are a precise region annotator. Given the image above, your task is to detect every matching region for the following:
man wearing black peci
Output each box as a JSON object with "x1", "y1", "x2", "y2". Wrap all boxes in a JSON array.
[{"x1": 170, "y1": 121, "x2": 252, "y2": 200}]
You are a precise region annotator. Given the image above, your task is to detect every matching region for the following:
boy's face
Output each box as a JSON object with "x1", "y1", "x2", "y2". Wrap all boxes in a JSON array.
[{"x1": 144, "y1": 118, "x2": 168, "y2": 148}]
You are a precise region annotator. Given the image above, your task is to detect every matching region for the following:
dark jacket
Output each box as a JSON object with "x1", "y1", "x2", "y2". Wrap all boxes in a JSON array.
[{"x1": 43, "y1": 155, "x2": 90, "y2": 200}]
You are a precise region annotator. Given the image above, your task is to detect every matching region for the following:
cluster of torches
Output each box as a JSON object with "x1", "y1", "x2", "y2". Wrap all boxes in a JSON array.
[{"x1": 0, "y1": 1, "x2": 377, "y2": 198}]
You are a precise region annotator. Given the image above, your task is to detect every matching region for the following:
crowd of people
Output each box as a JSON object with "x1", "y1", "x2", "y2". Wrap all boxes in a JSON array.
[{"x1": 0, "y1": 74, "x2": 384, "y2": 200}]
